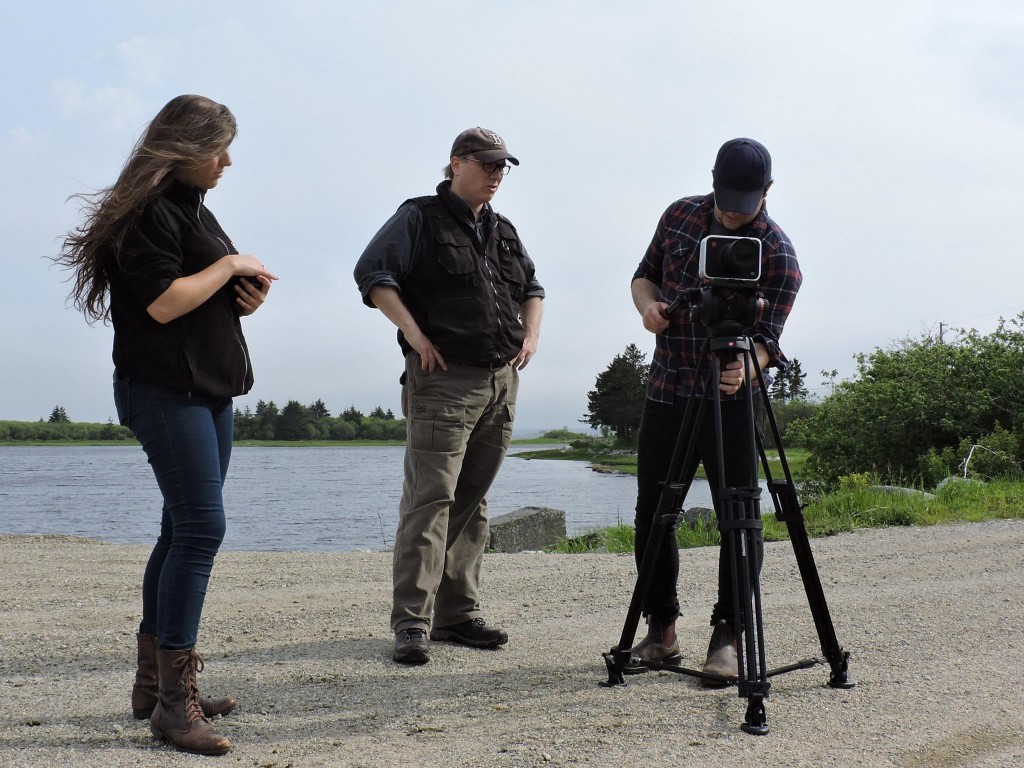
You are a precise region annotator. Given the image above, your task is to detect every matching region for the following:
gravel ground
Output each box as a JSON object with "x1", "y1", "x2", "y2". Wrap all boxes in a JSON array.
[{"x1": 1, "y1": 519, "x2": 1023, "y2": 768}]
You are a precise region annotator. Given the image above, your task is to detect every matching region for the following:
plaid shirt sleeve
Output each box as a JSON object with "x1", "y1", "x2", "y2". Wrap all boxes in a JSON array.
[
  {"x1": 633, "y1": 194, "x2": 802, "y2": 404},
  {"x1": 750, "y1": 215, "x2": 802, "y2": 372}
]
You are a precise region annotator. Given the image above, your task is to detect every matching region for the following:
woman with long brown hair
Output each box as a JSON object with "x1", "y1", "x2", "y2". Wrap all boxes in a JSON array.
[{"x1": 57, "y1": 94, "x2": 277, "y2": 756}]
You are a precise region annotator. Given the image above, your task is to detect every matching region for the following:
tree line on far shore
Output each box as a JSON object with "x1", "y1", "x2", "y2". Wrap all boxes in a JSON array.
[
  {"x1": 1, "y1": 400, "x2": 406, "y2": 443},
  {"x1": 233, "y1": 400, "x2": 406, "y2": 441},
  {"x1": 0, "y1": 412, "x2": 132, "y2": 442}
]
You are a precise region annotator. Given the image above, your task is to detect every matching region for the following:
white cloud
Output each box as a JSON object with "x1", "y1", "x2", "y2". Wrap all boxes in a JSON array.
[
  {"x1": 116, "y1": 36, "x2": 173, "y2": 87},
  {"x1": 6, "y1": 126, "x2": 41, "y2": 147},
  {"x1": 51, "y1": 78, "x2": 146, "y2": 133}
]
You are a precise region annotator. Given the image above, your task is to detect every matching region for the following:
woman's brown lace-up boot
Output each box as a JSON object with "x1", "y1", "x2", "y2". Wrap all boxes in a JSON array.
[
  {"x1": 149, "y1": 648, "x2": 232, "y2": 755},
  {"x1": 132, "y1": 633, "x2": 237, "y2": 719}
]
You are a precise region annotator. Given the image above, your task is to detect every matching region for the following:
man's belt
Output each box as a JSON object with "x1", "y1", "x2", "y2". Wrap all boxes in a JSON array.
[{"x1": 447, "y1": 359, "x2": 510, "y2": 370}]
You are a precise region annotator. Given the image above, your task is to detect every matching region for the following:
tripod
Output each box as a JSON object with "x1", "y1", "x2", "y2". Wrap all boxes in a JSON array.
[{"x1": 601, "y1": 330, "x2": 854, "y2": 735}]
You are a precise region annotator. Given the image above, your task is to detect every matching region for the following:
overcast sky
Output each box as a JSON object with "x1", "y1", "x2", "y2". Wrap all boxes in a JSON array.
[{"x1": 3, "y1": 1, "x2": 1022, "y2": 432}]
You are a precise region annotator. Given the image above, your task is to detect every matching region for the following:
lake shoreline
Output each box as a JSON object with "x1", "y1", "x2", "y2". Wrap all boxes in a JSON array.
[
  {"x1": 0, "y1": 438, "x2": 561, "y2": 448},
  {"x1": 0, "y1": 444, "x2": 650, "y2": 552}
]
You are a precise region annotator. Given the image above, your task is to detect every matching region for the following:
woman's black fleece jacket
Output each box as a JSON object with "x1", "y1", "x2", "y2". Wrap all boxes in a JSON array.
[{"x1": 108, "y1": 180, "x2": 254, "y2": 399}]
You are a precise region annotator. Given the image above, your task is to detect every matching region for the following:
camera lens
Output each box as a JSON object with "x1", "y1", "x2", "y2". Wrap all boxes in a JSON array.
[{"x1": 720, "y1": 239, "x2": 758, "y2": 271}]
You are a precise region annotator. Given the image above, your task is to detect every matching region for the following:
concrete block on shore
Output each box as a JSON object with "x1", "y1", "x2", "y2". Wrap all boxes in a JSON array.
[
  {"x1": 488, "y1": 506, "x2": 566, "y2": 553},
  {"x1": 870, "y1": 484, "x2": 936, "y2": 499}
]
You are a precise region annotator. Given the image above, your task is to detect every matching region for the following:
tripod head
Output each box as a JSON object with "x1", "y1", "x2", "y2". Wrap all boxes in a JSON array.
[{"x1": 664, "y1": 285, "x2": 768, "y2": 339}]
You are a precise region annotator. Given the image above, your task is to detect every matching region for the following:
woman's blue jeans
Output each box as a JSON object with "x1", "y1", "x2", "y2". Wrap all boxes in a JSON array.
[{"x1": 114, "y1": 377, "x2": 232, "y2": 650}]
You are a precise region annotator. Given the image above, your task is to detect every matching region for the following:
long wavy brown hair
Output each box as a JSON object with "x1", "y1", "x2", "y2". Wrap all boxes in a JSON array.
[{"x1": 56, "y1": 94, "x2": 237, "y2": 323}]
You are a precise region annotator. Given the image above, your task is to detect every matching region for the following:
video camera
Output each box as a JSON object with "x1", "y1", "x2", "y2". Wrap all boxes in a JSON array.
[
  {"x1": 699, "y1": 235, "x2": 761, "y2": 287},
  {"x1": 660, "y1": 235, "x2": 766, "y2": 335}
]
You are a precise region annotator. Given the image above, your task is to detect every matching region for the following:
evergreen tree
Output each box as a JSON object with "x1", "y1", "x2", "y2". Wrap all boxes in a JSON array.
[
  {"x1": 48, "y1": 405, "x2": 70, "y2": 423},
  {"x1": 254, "y1": 399, "x2": 279, "y2": 439},
  {"x1": 583, "y1": 343, "x2": 648, "y2": 442},
  {"x1": 342, "y1": 405, "x2": 364, "y2": 424},
  {"x1": 278, "y1": 400, "x2": 313, "y2": 440},
  {"x1": 768, "y1": 358, "x2": 808, "y2": 402},
  {"x1": 234, "y1": 405, "x2": 257, "y2": 440}
]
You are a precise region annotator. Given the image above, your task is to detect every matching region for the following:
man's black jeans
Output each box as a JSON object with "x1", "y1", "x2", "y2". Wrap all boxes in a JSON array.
[{"x1": 634, "y1": 395, "x2": 765, "y2": 626}]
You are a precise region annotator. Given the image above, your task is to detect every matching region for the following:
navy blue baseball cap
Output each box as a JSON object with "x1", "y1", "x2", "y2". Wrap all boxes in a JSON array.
[{"x1": 712, "y1": 138, "x2": 772, "y2": 215}]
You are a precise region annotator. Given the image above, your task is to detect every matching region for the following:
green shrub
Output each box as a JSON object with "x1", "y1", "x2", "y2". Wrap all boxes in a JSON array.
[{"x1": 959, "y1": 423, "x2": 1023, "y2": 481}]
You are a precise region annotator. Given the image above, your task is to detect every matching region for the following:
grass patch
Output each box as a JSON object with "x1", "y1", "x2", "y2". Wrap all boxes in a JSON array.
[
  {"x1": 514, "y1": 444, "x2": 809, "y2": 481},
  {"x1": 551, "y1": 476, "x2": 1024, "y2": 553}
]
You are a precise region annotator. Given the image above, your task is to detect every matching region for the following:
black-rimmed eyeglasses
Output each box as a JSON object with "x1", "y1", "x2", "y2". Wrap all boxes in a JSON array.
[{"x1": 464, "y1": 157, "x2": 511, "y2": 176}]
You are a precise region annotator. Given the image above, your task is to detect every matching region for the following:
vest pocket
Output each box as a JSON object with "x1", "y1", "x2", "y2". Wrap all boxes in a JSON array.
[
  {"x1": 498, "y1": 241, "x2": 527, "y2": 285},
  {"x1": 432, "y1": 234, "x2": 477, "y2": 296},
  {"x1": 432, "y1": 232, "x2": 476, "y2": 276}
]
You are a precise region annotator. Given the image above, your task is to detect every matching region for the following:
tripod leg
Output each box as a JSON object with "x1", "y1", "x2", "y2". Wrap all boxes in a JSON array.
[
  {"x1": 709, "y1": 338, "x2": 772, "y2": 733},
  {"x1": 602, "y1": 501, "x2": 680, "y2": 685},
  {"x1": 750, "y1": 353, "x2": 855, "y2": 690},
  {"x1": 721, "y1": 490, "x2": 771, "y2": 734},
  {"x1": 770, "y1": 479, "x2": 854, "y2": 688},
  {"x1": 602, "y1": 357, "x2": 711, "y2": 685}
]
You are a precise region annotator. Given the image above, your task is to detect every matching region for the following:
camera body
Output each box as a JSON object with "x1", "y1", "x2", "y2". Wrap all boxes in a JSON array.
[{"x1": 699, "y1": 236, "x2": 761, "y2": 287}]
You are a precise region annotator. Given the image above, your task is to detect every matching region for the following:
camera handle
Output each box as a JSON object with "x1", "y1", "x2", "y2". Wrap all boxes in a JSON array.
[{"x1": 601, "y1": 334, "x2": 854, "y2": 736}]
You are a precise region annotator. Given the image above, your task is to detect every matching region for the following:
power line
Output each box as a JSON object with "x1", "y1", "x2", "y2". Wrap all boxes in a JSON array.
[{"x1": 941, "y1": 304, "x2": 1024, "y2": 331}]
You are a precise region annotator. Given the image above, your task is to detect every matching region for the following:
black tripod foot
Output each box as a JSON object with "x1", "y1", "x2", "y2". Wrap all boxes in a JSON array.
[
  {"x1": 600, "y1": 649, "x2": 630, "y2": 687},
  {"x1": 828, "y1": 673, "x2": 856, "y2": 690},
  {"x1": 827, "y1": 650, "x2": 856, "y2": 689},
  {"x1": 741, "y1": 697, "x2": 769, "y2": 735}
]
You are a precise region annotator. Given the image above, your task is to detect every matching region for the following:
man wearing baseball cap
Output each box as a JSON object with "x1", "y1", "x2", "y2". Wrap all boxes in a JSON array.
[
  {"x1": 354, "y1": 127, "x2": 544, "y2": 665},
  {"x1": 626, "y1": 138, "x2": 802, "y2": 682}
]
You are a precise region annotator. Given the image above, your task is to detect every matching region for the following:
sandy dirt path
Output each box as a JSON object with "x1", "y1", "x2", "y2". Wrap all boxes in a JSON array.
[{"x1": 1, "y1": 520, "x2": 1022, "y2": 767}]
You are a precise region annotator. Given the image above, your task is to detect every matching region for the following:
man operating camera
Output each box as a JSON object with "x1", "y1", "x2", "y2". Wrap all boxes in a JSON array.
[{"x1": 628, "y1": 138, "x2": 802, "y2": 682}]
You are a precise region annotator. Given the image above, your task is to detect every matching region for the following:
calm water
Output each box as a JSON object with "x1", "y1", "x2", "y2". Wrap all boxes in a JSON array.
[{"x1": 0, "y1": 445, "x2": 740, "y2": 552}]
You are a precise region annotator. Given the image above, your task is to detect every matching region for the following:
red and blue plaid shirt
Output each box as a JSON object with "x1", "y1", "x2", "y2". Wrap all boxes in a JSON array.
[{"x1": 633, "y1": 193, "x2": 802, "y2": 404}]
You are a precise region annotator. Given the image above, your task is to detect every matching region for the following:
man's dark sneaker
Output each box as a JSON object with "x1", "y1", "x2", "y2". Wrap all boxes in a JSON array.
[
  {"x1": 393, "y1": 628, "x2": 430, "y2": 664},
  {"x1": 430, "y1": 618, "x2": 508, "y2": 648}
]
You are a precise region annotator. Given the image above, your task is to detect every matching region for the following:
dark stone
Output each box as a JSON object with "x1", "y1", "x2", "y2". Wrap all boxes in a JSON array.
[
  {"x1": 487, "y1": 506, "x2": 567, "y2": 553},
  {"x1": 681, "y1": 506, "x2": 715, "y2": 528}
]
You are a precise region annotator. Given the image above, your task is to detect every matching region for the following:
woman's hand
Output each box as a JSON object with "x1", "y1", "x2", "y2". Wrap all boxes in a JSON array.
[
  {"x1": 232, "y1": 254, "x2": 278, "y2": 316},
  {"x1": 235, "y1": 276, "x2": 270, "y2": 316}
]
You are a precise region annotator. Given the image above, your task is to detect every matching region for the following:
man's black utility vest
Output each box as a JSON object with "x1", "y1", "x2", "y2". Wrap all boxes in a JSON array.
[{"x1": 399, "y1": 194, "x2": 529, "y2": 363}]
